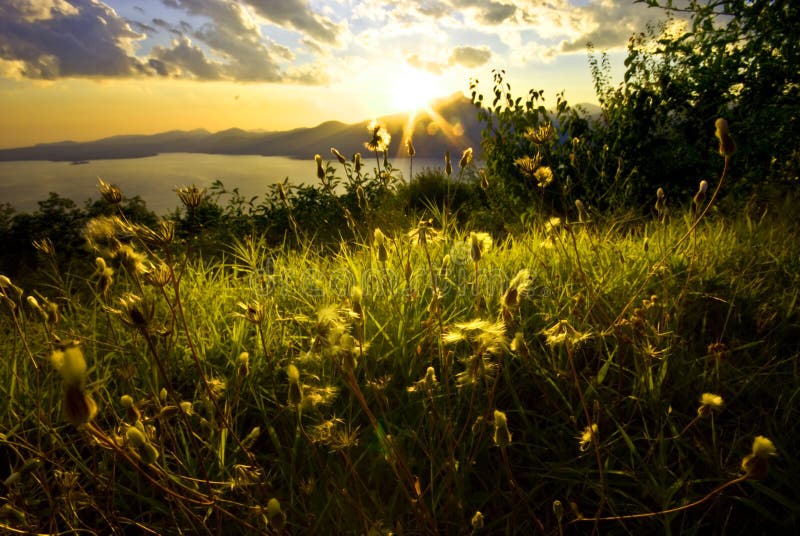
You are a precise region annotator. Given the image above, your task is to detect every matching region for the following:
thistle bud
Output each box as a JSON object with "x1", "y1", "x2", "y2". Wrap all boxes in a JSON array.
[
  {"x1": 493, "y1": 409, "x2": 511, "y2": 447},
  {"x1": 459, "y1": 148, "x2": 473, "y2": 169},
  {"x1": 237, "y1": 351, "x2": 250, "y2": 377},
  {"x1": 471, "y1": 511, "x2": 484, "y2": 529},
  {"x1": 714, "y1": 118, "x2": 736, "y2": 158},
  {"x1": 693, "y1": 180, "x2": 709, "y2": 208},
  {"x1": 266, "y1": 498, "x2": 287, "y2": 531},
  {"x1": 406, "y1": 138, "x2": 415, "y2": 158},
  {"x1": 444, "y1": 151, "x2": 452, "y2": 177},
  {"x1": 98, "y1": 177, "x2": 122, "y2": 204},
  {"x1": 330, "y1": 147, "x2": 347, "y2": 165},
  {"x1": 315, "y1": 154, "x2": 325, "y2": 181}
]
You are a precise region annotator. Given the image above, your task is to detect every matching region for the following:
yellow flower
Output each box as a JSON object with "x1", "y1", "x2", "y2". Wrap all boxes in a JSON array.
[
  {"x1": 697, "y1": 392, "x2": 724, "y2": 416},
  {"x1": 741, "y1": 435, "x2": 776, "y2": 479},
  {"x1": 578, "y1": 424, "x2": 598, "y2": 451},
  {"x1": 534, "y1": 166, "x2": 554, "y2": 188}
]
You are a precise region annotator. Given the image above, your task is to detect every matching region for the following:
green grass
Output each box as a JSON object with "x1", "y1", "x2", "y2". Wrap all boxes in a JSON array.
[{"x1": 2, "y1": 177, "x2": 800, "y2": 535}]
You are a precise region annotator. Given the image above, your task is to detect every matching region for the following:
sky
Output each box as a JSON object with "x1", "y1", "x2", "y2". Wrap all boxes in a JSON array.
[{"x1": 0, "y1": 0, "x2": 676, "y2": 148}]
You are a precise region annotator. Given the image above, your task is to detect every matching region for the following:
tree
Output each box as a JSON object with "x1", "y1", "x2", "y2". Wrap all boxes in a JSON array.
[{"x1": 592, "y1": 0, "x2": 800, "y2": 202}]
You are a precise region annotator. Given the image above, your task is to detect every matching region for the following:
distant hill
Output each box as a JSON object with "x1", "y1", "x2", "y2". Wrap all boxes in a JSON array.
[
  {"x1": 0, "y1": 93, "x2": 484, "y2": 162},
  {"x1": 0, "y1": 95, "x2": 601, "y2": 162}
]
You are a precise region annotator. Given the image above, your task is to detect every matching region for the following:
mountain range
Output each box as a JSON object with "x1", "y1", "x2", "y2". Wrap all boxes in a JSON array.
[{"x1": 0, "y1": 93, "x2": 487, "y2": 162}]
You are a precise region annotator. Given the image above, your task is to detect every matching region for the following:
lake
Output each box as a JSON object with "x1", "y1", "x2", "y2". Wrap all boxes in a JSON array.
[{"x1": 0, "y1": 153, "x2": 445, "y2": 215}]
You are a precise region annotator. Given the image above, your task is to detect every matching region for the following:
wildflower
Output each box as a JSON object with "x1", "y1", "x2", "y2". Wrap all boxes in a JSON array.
[
  {"x1": 126, "y1": 426, "x2": 159, "y2": 464},
  {"x1": 526, "y1": 123, "x2": 556, "y2": 144},
  {"x1": 51, "y1": 343, "x2": 87, "y2": 389},
  {"x1": 697, "y1": 393, "x2": 724, "y2": 416},
  {"x1": 97, "y1": 177, "x2": 122, "y2": 204},
  {"x1": 655, "y1": 187, "x2": 667, "y2": 218},
  {"x1": 26, "y1": 296, "x2": 44, "y2": 320},
  {"x1": 287, "y1": 364, "x2": 303, "y2": 406},
  {"x1": 741, "y1": 435, "x2": 776, "y2": 479},
  {"x1": 514, "y1": 154, "x2": 542, "y2": 177},
  {"x1": 135, "y1": 219, "x2": 175, "y2": 247},
  {"x1": 115, "y1": 244, "x2": 148, "y2": 277},
  {"x1": 373, "y1": 228, "x2": 388, "y2": 263},
  {"x1": 534, "y1": 166, "x2": 554, "y2": 188},
  {"x1": 365, "y1": 120, "x2": 391, "y2": 153},
  {"x1": 407, "y1": 366, "x2": 439, "y2": 393},
  {"x1": 444, "y1": 150, "x2": 452, "y2": 176},
  {"x1": 406, "y1": 138, "x2": 415, "y2": 158},
  {"x1": 350, "y1": 285, "x2": 363, "y2": 320},
  {"x1": 553, "y1": 500, "x2": 564, "y2": 523},
  {"x1": 51, "y1": 343, "x2": 97, "y2": 426},
  {"x1": 510, "y1": 332, "x2": 525, "y2": 353},
  {"x1": 693, "y1": 180, "x2": 708, "y2": 208},
  {"x1": 330, "y1": 147, "x2": 347, "y2": 165},
  {"x1": 353, "y1": 152, "x2": 362, "y2": 174},
  {"x1": 408, "y1": 219, "x2": 440, "y2": 246},
  {"x1": 113, "y1": 293, "x2": 154, "y2": 330},
  {"x1": 143, "y1": 262, "x2": 172, "y2": 288},
  {"x1": 501, "y1": 269, "x2": 531, "y2": 311},
  {"x1": 95, "y1": 257, "x2": 114, "y2": 295},
  {"x1": 715, "y1": 118, "x2": 736, "y2": 157},
  {"x1": 235, "y1": 300, "x2": 265, "y2": 324},
  {"x1": 84, "y1": 215, "x2": 130, "y2": 254},
  {"x1": 439, "y1": 254, "x2": 451, "y2": 278},
  {"x1": 469, "y1": 232, "x2": 492, "y2": 263},
  {"x1": 544, "y1": 217, "x2": 561, "y2": 235},
  {"x1": 471, "y1": 511, "x2": 485, "y2": 529},
  {"x1": 314, "y1": 154, "x2": 325, "y2": 181},
  {"x1": 479, "y1": 169, "x2": 489, "y2": 190},
  {"x1": 575, "y1": 199, "x2": 586, "y2": 222},
  {"x1": 578, "y1": 423, "x2": 598, "y2": 451},
  {"x1": 459, "y1": 147, "x2": 473, "y2": 169},
  {"x1": 174, "y1": 185, "x2": 205, "y2": 209},
  {"x1": 493, "y1": 409, "x2": 512, "y2": 447},
  {"x1": 444, "y1": 318, "x2": 506, "y2": 354},
  {"x1": 32, "y1": 238, "x2": 55, "y2": 256},
  {"x1": 237, "y1": 351, "x2": 250, "y2": 377}
]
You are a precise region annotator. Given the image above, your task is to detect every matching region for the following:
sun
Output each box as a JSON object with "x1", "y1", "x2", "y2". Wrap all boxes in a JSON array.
[{"x1": 388, "y1": 66, "x2": 444, "y2": 113}]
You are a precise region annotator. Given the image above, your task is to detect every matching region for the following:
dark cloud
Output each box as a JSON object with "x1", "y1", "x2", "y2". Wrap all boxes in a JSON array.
[
  {"x1": 150, "y1": 36, "x2": 223, "y2": 79},
  {"x1": 0, "y1": 0, "x2": 331, "y2": 84},
  {"x1": 449, "y1": 45, "x2": 491, "y2": 68},
  {"x1": 244, "y1": 0, "x2": 343, "y2": 46},
  {"x1": 0, "y1": 0, "x2": 146, "y2": 79},
  {"x1": 129, "y1": 20, "x2": 157, "y2": 35}
]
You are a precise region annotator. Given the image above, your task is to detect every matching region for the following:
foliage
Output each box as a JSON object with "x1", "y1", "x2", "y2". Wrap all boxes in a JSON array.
[
  {"x1": 0, "y1": 193, "x2": 157, "y2": 283},
  {"x1": 590, "y1": 0, "x2": 800, "y2": 202},
  {"x1": 469, "y1": 70, "x2": 594, "y2": 230}
]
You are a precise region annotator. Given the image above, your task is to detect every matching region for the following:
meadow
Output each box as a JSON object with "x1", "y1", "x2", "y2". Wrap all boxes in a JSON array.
[
  {"x1": 2, "y1": 2, "x2": 799, "y2": 529},
  {"x1": 1, "y1": 127, "x2": 798, "y2": 534}
]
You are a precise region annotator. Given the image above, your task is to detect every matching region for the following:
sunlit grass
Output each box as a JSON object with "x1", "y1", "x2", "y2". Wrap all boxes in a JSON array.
[{"x1": 1, "y1": 128, "x2": 799, "y2": 534}]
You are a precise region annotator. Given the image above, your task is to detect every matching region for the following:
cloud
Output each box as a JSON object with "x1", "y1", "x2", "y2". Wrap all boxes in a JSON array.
[
  {"x1": 449, "y1": 45, "x2": 491, "y2": 68},
  {"x1": 150, "y1": 36, "x2": 224, "y2": 79},
  {"x1": 244, "y1": 0, "x2": 344, "y2": 46},
  {"x1": 0, "y1": 0, "x2": 146, "y2": 79},
  {"x1": 407, "y1": 53, "x2": 444, "y2": 75},
  {"x1": 0, "y1": 0, "x2": 333, "y2": 84},
  {"x1": 406, "y1": 44, "x2": 492, "y2": 74}
]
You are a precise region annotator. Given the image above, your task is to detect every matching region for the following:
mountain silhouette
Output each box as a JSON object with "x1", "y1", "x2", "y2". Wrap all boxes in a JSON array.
[{"x1": 0, "y1": 93, "x2": 486, "y2": 162}]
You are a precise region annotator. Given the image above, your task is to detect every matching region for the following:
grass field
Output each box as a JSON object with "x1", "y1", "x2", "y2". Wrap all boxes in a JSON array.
[{"x1": 2, "y1": 159, "x2": 799, "y2": 534}]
